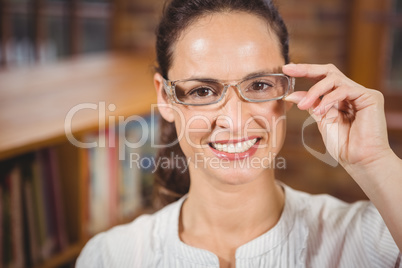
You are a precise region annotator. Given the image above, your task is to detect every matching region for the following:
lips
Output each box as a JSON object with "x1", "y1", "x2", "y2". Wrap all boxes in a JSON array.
[{"x1": 208, "y1": 137, "x2": 261, "y2": 160}]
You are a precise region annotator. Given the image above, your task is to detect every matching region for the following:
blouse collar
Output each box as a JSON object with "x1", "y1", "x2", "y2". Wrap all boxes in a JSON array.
[{"x1": 160, "y1": 182, "x2": 308, "y2": 265}]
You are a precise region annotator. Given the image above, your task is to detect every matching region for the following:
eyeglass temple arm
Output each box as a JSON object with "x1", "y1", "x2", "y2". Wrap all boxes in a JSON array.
[{"x1": 162, "y1": 78, "x2": 178, "y2": 103}]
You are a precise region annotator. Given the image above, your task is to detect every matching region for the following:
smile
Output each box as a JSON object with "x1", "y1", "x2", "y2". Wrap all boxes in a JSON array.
[{"x1": 209, "y1": 138, "x2": 259, "y2": 153}]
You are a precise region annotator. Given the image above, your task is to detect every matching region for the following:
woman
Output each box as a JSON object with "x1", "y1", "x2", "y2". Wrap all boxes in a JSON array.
[{"x1": 77, "y1": 0, "x2": 402, "y2": 267}]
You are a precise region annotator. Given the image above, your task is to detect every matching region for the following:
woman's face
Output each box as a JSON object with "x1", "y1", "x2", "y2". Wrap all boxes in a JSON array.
[{"x1": 156, "y1": 12, "x2": 290, "y2": 185}]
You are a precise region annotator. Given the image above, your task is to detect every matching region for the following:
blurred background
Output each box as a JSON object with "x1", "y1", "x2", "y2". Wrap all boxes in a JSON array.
[{"x1": 0, "y1": 0, "x2": 401, "y2": 267}]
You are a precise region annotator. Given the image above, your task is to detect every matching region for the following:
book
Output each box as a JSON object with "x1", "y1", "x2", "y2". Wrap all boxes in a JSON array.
[
  {"x1": 44, "y1": 148, "x2": 68, "y2": 251},
  {"x1": 23, "y1": 174, "x2": 40, "y2": 266},
  {"x1": 118, "y1": 121, "x2": 142, "y2": 220},
  {"x1": 140, "y1": 115, "x2": 159, "y2": 207},
  {"x1": 108, "y1": 129, "x2": 119, "y2": 227},
  {"x1": 31, "y1": 152, "x2": 55, "y2": 261},
  {"x1": 87, "y1": 132, "x2": 111, "y2": 235},
  {"x1": 3, "y1": 172, "x2": 13, "y2": 267},
  {"x1": 9, "y1": 166, "x2": 25, "y2": 268},
  {"x1": 37, "y1": 151, "x2": 57, "y2": 257},
  {"x1": 0, "y1": 180, "x2": 3, "y2": 266}
]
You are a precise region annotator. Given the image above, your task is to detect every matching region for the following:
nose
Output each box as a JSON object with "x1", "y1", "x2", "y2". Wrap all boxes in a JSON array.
[{"x1": 215, "y1": 86, "x2": 250, "y2": 134}]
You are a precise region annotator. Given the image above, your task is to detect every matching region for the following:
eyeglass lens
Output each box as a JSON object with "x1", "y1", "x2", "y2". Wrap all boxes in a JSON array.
[{"x1": 174, "y1": 75, "x2": 289, "y2": 105}]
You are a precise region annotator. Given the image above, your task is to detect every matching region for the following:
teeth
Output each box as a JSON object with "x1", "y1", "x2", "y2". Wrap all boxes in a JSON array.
[
  {"x1": 211, "y1": 138, "x2": 258, "y2": 153},
  {"x1": 228, "y1": 144, "x2": 235, "y2": 153}
]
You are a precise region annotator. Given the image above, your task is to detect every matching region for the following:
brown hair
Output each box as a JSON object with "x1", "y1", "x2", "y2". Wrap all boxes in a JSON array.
[{"x1": 153, "y1": 0, "x2": 290, "y2": 209}]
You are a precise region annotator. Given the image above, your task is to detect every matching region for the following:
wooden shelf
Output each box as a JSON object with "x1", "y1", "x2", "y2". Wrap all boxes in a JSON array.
[
  {"x1": 0, "y1": 52, "x2": 157, "y2": 160},
  {"x1": 0, "y1": 52, "x2": 158, "y2": 266}
]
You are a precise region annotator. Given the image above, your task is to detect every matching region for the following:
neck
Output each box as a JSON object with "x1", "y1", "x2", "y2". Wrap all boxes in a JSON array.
[{"x1": 181, "y1": 168, "x2": 285, "y2": 239}]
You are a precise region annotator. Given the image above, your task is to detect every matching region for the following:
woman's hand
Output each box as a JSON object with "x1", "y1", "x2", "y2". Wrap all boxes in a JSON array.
[
  {"x1": 282, "y1": 63, "x2": 392, "y2": 170},
  {"x1": 282, "y1": 63, "x2": 402, "y2": 251}
]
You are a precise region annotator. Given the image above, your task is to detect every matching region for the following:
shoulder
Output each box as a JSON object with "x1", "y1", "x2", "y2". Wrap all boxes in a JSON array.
[
  {"x1": 75, "y1": 214, "x2": 155, "y2": 267},
  {"x1": 284, "y1": 185, "x2": 401, "y2": 266},
  {"x1": 76, "y1": 199, "x2": 183, "y2": 268},
  {"x1": 284, "y1": 184, "x2": 370, "y2": 226}
]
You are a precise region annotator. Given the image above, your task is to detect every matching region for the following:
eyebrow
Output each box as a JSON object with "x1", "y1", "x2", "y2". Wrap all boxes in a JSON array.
[{"x1": 184, "y1": 67, "x2": 283, "y2": 82}]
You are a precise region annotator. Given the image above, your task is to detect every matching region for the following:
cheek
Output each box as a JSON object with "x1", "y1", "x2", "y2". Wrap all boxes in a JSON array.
[
  {"x1": 267, "y1": 101, "x2": 287, "y2": 149},
  {"x1": 251, "y1": 100, "x2": 286, "y2": 127},
  {"x1": 261, "y1": 100, "x2": 286, "y2": 116},
  {"x1": 174, "y1": 108, "x2": 213, "y2": 147},
  {"x1": 251, "y1": 101, "x2": 287, "y2": 147}
]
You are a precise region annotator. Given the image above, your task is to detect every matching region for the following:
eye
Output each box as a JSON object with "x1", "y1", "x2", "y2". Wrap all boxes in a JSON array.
[
  {"x1": 188, "y1": 87, "x2": 215, "y2": 98},
  {"x1": 249, "y1": 81, "x2": 274, "y2": 91}
]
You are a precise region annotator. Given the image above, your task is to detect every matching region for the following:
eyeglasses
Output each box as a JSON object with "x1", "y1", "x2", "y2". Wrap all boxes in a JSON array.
[{"x1": 163, "y1": 73, "x2": 295, "y2": 106}]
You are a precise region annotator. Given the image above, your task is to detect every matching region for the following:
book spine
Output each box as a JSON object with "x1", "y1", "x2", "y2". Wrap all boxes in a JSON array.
[
  {"x1": 23, "y1": 178, "x2": 40, "y2": 266},
  {"x1": 47, "y1": 148, "x2": 68, "y2": 251},
  {"x1": 31, "y1": 154, "x2": 49, "y2": 260},
  {"x1": 108, "y1": 129, "x2": 118, "y2": 227},
  {"x1": 87, "y1": 132, "x2": 110, "y2": 235},
  {"x1": 80, "y1": 146, "x2": 90, "y2": 240},
  {"x1": 38, "y1": 150, "x2": 57, "y2": 257},
  {"x1": 0, "y1": 184, "x2": 3, "y2": 267},
  {"x1": 3, "y1": 175, "x2": 14, "y2": 267},
  {"x1": 10, "y1": 167, "x2": 25, "y2": 268}
]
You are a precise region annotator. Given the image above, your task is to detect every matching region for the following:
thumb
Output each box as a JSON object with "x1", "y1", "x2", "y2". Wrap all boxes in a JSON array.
[
  {"x1": 283, "y1": 91, "x2": 307, "y2": 104},
  {"x1": 284, "y1": 91, "x2": 322, "y2": 122}
]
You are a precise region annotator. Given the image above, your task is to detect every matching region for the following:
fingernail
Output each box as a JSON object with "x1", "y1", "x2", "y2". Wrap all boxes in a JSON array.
[{"x1": 283, "y1": 93, "x2": 297, "y2": 102}]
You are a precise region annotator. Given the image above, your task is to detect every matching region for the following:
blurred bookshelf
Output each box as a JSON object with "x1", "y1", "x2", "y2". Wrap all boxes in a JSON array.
[
  {"x1": 0, "y1": 0, "x2": 113, "y2": 68},
  {"x1": 0, "y1": 0, "x2": 162, "y2": 69},
  {"x1": 0, "y1": 52, "x2": 157, "y2": 267},
  {"x1": 0, "y1": 0, "x2": 159, "y2": 266}
]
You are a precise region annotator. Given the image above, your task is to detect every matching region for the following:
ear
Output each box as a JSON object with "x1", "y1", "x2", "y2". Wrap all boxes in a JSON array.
[{"x1": 154, "y1": 72, "x2": 175, "y2": 122}]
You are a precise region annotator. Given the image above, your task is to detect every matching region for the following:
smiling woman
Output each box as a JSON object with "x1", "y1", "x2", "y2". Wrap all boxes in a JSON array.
[{"x1": 76, "y1": 0, "x2": 402, "y2": 267}]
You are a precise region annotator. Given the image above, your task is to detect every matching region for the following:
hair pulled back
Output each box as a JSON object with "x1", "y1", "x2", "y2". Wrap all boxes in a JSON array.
[{"x1": 153, "y1": 0, "x2": 290, "y2": 209}]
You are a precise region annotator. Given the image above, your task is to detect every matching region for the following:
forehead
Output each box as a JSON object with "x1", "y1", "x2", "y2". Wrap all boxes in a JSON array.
[{"x1": 169, "y1": 12, "x2": 285, "y2": 81}]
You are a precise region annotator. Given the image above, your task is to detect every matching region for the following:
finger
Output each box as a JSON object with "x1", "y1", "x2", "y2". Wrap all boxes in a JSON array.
[
  {"x1": 313, "y1": 86, "x2": 362, "y2": 116},
  {"x1": 284, "y1": 91, "x2": 321, "y2": 112},
  {"x1": 282, "y1": 63, "x2": 341, "y2": 79},
  {"x1": 296, "y1": 76, "x2": 338, "y2": 110},
  {"x1": 283, "y1": 91, "x2": 306, "y2": 104},
  {"x1": 285, "y1": 89, "x2": 325, "y2": 124},
  {"x1": 307, "y1": 97, "x2": 322, "y2": 120}
]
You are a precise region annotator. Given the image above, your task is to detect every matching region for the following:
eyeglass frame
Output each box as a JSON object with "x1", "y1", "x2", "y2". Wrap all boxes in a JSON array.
[{"x1": 162, "y1": 73, "x2": 296, "y2": 106}]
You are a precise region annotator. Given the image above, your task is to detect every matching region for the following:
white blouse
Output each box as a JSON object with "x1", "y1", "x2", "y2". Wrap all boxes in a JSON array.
[{"x1": 76, "y1": 183, "x2": 401, "y2": 267}]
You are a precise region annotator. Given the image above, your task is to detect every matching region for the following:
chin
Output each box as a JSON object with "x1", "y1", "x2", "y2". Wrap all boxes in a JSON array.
[{"x1": 206, "y1": 164, "x2": 270, "y2": 186}]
